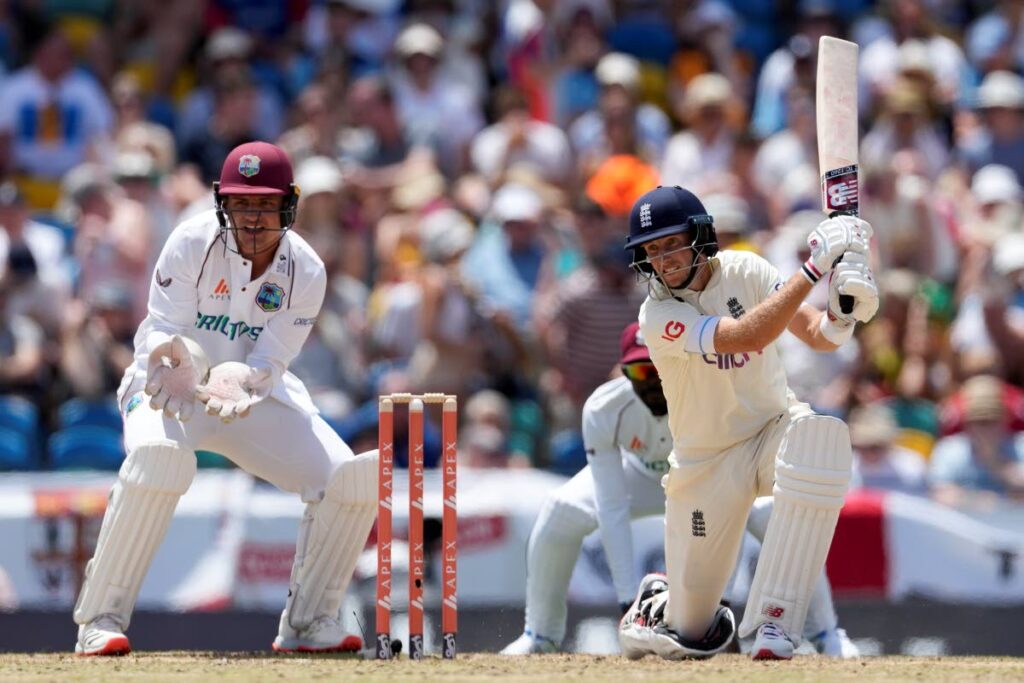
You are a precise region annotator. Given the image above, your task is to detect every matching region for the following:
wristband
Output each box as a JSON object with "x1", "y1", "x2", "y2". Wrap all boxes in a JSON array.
[
  {"x1": 801, "y1": 259, "x2": 824, "y2": 284},
  {"x1": 819, "y1": 311, "x2": 855, "y2": 346}
]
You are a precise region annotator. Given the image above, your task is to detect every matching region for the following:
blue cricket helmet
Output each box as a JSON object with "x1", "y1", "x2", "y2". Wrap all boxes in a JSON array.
[{"x1": 624, "y1": 186, "x2": 719, "y2": 273}]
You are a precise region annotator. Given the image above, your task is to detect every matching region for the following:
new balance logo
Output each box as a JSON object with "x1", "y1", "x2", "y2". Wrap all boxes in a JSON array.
[
  {"x1": 639, "y1": 203, "x2": 652, "y2": 229},
  {"x1": 762, "y1": 605, "x2": 785, "y2": 619},
  {"x1": 692, "y1": 510, "x2": 706, "y2": 537}
]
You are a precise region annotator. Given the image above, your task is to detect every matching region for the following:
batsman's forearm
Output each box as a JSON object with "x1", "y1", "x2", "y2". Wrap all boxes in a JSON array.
[{"x1": 715, "y1": 272, "x2": 814, "y2": 354}]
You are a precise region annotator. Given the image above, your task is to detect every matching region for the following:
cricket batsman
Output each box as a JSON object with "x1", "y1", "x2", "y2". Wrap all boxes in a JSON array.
[
  {"x1": 617, "y1": 185, "x2": 877, "y2": 660},
  {"x1": 503, "y1": 322, "x2": 857, "y2": 657},
  {"x1": 73, "y1": 142, "x2": 377, "y2": 655}
]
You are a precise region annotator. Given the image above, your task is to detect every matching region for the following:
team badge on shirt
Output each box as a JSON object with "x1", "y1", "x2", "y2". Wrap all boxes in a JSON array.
[
  {"x1": 238, "y1": 154, "x2": 261, "y2": 177},
  {"x1": 255, "y1": 282, "x2": 285, "y2": 312}
]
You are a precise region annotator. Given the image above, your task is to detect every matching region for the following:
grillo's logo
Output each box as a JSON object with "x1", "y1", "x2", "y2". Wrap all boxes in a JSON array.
[{"x1": 195, "y1": 312, "x2": 263, "y2": 341}]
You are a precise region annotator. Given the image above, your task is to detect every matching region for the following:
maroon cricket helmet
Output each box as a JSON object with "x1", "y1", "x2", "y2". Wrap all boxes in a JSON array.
[
  {"x1": 619, "y1": 321, "x2": 652, "y2": 365},
  {"x1": 218, "y1": 141, "x2": 294, "y2": 195}
]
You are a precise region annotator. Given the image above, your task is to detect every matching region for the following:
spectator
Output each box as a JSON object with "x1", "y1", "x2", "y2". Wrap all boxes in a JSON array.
[
  {"x1": 660, "y1": 72, "x2": 738, "y2": 194},
  {"x1": 569, "y1": 52, "x2": 671, "y2": 177},
  {"x1": 388, "y1": 23, "x2": 484, "y2": 177},
  {"x1": 0, "y1": 182, "x2": 71, "y2": 337},
  {"x1": 471, "y1": 85, "x2": 573, "y2": 190},
  {"x1": 57, "y1": 283, "x2": 135, "y2": 400},
  {"x1": 0, "y1": 23, "x2": 113, "y2": 209},
  {"x1": 180, "y1": 71, "x2": 260, "y2": 183},
  {"x1": 929, "y1": 375, "x2": 1024, "y2": 505},
  {"x1": 958, "y1": 70, "x2": 1024, "y2": 183},
  {"x1": 176, "y1": 27, "x2": 284, "y2": 147},
  {"x1": 849, "y1": 403, "x2": 928, "y2": 495}
]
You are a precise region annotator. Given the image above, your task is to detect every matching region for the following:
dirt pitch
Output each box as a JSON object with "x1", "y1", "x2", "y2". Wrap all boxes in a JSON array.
[{"x1": 2, "y1": 653, "x2": 1023, "y2": 683}]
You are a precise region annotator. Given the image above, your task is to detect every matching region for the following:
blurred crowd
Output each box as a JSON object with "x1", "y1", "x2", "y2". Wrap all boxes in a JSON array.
[{"x1": 0, "y1": 0, "x2": 1022, "y2": 510}]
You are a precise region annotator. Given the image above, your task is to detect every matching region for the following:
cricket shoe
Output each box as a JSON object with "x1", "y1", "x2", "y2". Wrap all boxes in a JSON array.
[
  {"x1": 751, "y1": 622, "x2": 795, "y2": 660},
  {"x1": 619, "y1": 573, "x2": 735, "y2": 661},
  {"x1": 811, "y1": 627, "x2": 859, "y2": 658},
  {"x1": 501, "y1": 630, "x2": 559, "y2": 655},
  {"x1": 272, "y1": 614, "x2": 363, "y2": 653},
  {"x1": 76, "y1": 615, "x2": 131, "y2": 656}
]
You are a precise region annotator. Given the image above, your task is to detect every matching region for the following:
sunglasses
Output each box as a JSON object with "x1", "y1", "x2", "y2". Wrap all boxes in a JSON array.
[{"x1": 622, "y1": 362, "x2": 659, "y2": 382}]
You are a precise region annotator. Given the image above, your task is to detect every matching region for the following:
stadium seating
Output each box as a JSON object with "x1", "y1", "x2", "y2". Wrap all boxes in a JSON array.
[
  {"x1": 0, "y1": 426, "x2": 36, "y2": 470},
  {"x1": 57, "y1": 397, "x2": 123, "y2": 431},
  {"x1": 48, "y1": 426, "x2": 124, "y2": 470}
]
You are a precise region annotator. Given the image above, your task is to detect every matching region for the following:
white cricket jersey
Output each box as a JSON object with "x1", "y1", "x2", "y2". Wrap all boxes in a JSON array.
[
  {"x1": 117, "y1": 210, "x2": 326, "y2": 416},
  {"x1": 583, "y1": 376, "x2": 672, "y2": 603},
  {"x1": 639, "y1": 250, "x2": 791, "y2": 458}
]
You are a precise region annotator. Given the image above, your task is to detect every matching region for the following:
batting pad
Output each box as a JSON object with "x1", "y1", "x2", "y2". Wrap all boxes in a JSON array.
[
  {"x1": 285, "y1": 449, "x2": 378, "y2": 629},
  {"x1": 524, "y1": 496, "x2": 597, "y2": 642},
  {"x1": 738, "y1": 415, "x2": 851, "y2": 643},
  {"x1": 74, "y1": 441, "x2": 197, "y2": 628}
]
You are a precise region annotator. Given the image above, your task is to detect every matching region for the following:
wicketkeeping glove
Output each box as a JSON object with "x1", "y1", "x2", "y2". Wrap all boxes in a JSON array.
[
  {"x1": 145, "y1": 335, "x2": 209, "y2": 421},
  {"x1": 195, "y1": 362, "x2": 273, "y2": 423}
]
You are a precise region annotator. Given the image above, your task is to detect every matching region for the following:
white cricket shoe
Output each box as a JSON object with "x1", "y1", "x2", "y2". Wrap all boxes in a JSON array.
[
  {"x1": 75, "y1": 615, "x2": 131, "y2": 656},
  {"x1": 501, "y1": 631, "x2": 559, "y2": 655},
  {"x1": 272, "y1": 614, "x2": 363, "y2": 653},
  {"x1": 811, "y1": 627, "x2": 860, "y2": 658},
  {"x1": 751, "y1": 622, "x2": 795, "y2": 660}
]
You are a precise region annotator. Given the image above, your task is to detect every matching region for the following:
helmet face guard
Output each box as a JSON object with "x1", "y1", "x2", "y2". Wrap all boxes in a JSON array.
[
  {"x1": 214, "y1": 182, "x2": 300, "y2": 257},
  {"x1": 628, "y1": 214, "x2": 719, "y2": 292}
]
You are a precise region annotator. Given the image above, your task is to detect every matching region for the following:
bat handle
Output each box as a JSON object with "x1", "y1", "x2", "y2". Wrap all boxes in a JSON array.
[{"x1": 828, "y1": 210, "x2": 858, "y2": 315}]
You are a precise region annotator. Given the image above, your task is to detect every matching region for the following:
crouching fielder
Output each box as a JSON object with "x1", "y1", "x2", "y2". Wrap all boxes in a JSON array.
[
  {"x1": 503, "y1": 322, "x2": 856, "y2": 657},
  {"x1": 618, "y1": 186, "x2": 878, "y2": 661},
  {"x1": 73, "y1": 142, "x2": 377, "y2": 656}
]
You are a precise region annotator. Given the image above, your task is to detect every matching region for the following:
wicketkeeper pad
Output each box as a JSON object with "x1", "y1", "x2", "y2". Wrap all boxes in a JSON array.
[
  {"x1": 284, "y1": 449, "x2": 378, "y2": 629},
  {"x1": 74, "y1": 441, "x2": 197, "y2": 628},
  {"x1": 738, "y1": 415, "x2": 851, "y2": 644}
]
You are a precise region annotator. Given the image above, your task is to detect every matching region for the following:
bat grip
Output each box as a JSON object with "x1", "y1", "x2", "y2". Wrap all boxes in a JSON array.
[{"x1": 828, "y1": 210, "x2": 858, "y2": 315}]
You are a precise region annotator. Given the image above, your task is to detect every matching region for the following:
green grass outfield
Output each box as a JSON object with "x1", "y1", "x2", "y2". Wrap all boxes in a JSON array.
[{"x1": 2, "y1": 653, "x2": 1023, "y2": 683}]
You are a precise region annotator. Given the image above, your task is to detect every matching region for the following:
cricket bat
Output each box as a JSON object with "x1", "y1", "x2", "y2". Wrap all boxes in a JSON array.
[{"x1": 816, "y1": 36, "x2": 859, "y2": 314}]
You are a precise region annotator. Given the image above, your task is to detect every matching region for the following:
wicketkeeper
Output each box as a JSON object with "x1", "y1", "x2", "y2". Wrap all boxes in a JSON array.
[{"x1": 73, "y1": 142, "x2": 377, "y2": 656}]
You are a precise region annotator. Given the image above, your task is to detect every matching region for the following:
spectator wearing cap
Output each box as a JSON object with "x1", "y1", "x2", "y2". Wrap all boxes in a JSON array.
[
  {"x1": 859, "y1": 0, "x2": 969, "y2": 117},
  {"x1": 470, "y1": 85, "x2": 573, "y2": 190},
  {"x1": 958, "y1": 70, "x2": 1024, "y2": 183},
  {"x1": 861, "y1": 77, "x2": 950, "y2": 182},
  {"x1": 0, "y1": 22, "x2": 114, "y2": 209},
  {"x1": 963, "y1": 164, "x2": 1023, "y2": 249},
  {"x1": 388, "y1": 22, "x2": 484, "y2": 178},
  {"x1": 660, "y1": 73, "x2": 738, "y2": 194},
  {"x1": 462, "y1": 182, "x2": 550, "y2": 331},
  {"x1": 569, "y1": 52, "x2": 671, "y2": 177},
  {"x1": 177, "y1": 27, "x2": 284, "y2": 150},
  {"x1": 849, "y1": 403, "x2": 928, "y2": 495},
  {"x1": 929, "y1": 375, "x2": 1024, "y2": 505}
]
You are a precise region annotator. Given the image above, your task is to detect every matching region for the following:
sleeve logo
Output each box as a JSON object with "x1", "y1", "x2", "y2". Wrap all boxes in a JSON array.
[{"x1": 661, "y1": 320, "x2": 685, "y2": 342}]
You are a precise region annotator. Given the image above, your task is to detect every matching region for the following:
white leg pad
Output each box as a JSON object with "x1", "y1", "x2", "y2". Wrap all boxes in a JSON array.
[
  {"x1": 523, "y1": 495, "x2": 597, "y2": 643},
  {"x1": 739, "y1": 415, "x2": 851, "y2": 644},
  {"x1": 744, "y1": 496, "x2": 839, "y2": 637},
  {"x1": 285, "y1": 449, "x2": 378, "y2": 630},
  {"x1": 74, "y1": 441, "x2": 197, "y2": 628}
]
